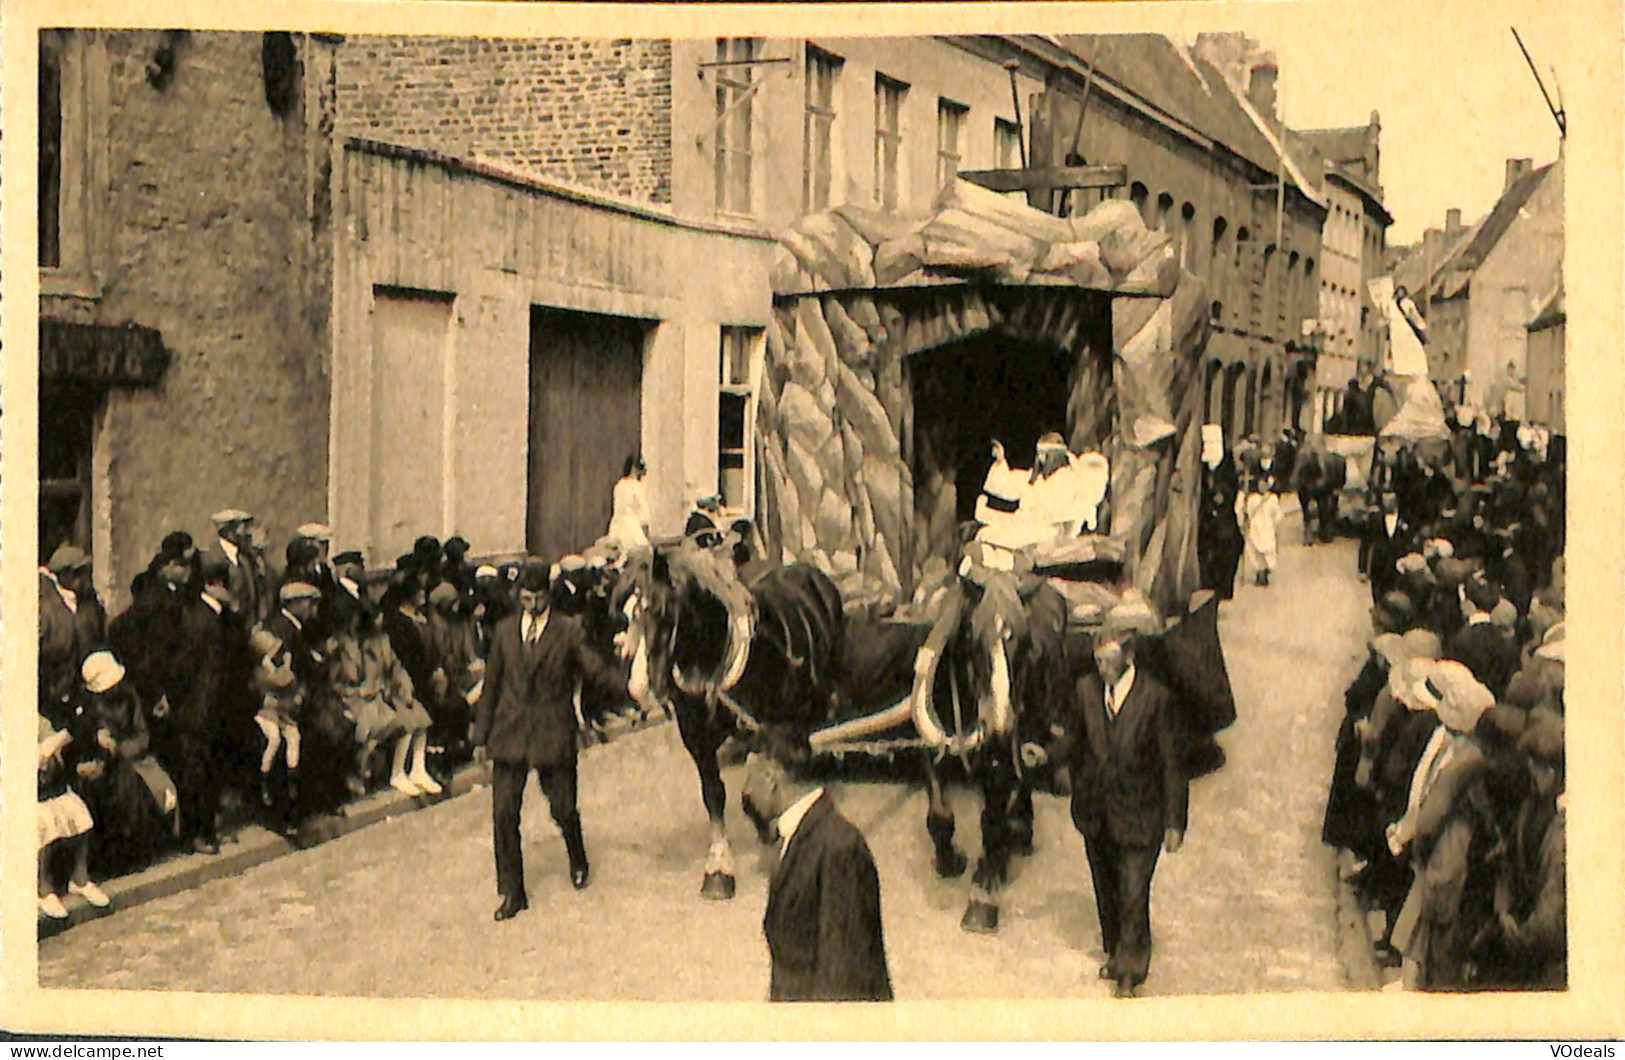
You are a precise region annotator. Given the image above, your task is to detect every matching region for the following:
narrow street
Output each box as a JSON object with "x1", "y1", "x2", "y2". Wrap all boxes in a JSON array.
[{"x1": 41, "y1": 533, "x2": 1372, "y2": 1001}]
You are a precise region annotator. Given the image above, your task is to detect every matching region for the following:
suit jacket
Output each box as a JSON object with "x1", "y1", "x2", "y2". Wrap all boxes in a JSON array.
[
  {"x1": 40, "y1": 573, "x2": 81, "y2": 705},
  {"x1": 471, "y1": 610, "x2": 616, "y2": 766},
  {"x1": 765, "y1": 794, "x2": 892, "y2": 1002},
  {"x1": 204, "y1": 541, "x2": 268, "y2": 623},
  {"x1": 1054, "y1": 669, "x2": 1189, "y2": 847},
  {"x1": 1444, "y1": 622, "x2": 1520, "y2": 698},
  {"x1": 166, "y1": 596, "x2": 233, "y2": 739}
]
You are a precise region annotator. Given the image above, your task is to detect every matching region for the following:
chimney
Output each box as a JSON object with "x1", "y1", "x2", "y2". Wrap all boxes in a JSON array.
[
  {"x1": 1445, "y1": 208, "x2": 1462, "y2": 235},
  {"x1": 1247, "y1": 62, "x2": 1278, "y2": 121},
  {"x1": 1505, "y1": 157, "x2": 1533, "y2": 191}
]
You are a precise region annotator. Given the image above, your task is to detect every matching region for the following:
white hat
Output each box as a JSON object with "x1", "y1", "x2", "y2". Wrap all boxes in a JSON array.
[
  {"x1": 295, "y1": 523, "x2": 332, "y2": 541},
  {"x1": 211, "y1": 508, "x2": 253, "y2": 526},
  {"x1": 279, "y1": 581, "x2": 321, "y2": 603},
  {"x1": 81, "y1": 651, "x2": 126, "y2": 695},
  {"x1": 474, "y1": 564, "x2": 500, "y2": 580},
  {"x1": 1414, "y1": 660, "x2": 1495, "y2": 733}
]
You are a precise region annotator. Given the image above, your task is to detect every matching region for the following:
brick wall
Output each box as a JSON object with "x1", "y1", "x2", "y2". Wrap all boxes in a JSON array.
[{"x1": 337, "y1": 36, "x2": 673, "y2": 204}]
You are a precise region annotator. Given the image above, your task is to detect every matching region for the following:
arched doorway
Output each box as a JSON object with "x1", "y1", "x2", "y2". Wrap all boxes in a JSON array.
[
  {"x1": 1259, "y1": 361, "x2": 1274, "y2": 437},
  {"x1": 1242, "y1": 364, "x2": 1258, "y2": 437},
  {"x1": 1220, "y1": 361, "x2": 1246, "y2": 441},
  {"x1": 1203, "y1": 357, "x2": 1223, "y2": 424}
]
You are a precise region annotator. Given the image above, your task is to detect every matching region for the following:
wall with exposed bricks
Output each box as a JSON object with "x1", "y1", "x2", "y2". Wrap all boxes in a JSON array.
[{"x1": 336, "y1": 36, "x2": 673, "y2": 205}]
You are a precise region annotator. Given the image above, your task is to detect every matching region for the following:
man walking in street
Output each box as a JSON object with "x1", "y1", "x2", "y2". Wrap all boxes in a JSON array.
[
  {"x1": 1027, "y1": 597, "x2": 1189, "y2": 997},
  {"x1": 472, "y1": 559, "x2": 621, "y2": 921},
  {"x1": 741, "y1": 727, "x2": 892, "y2": 1003}
]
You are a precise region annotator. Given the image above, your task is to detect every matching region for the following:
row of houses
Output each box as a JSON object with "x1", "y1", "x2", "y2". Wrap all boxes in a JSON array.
[
  {"x1": 1387, "y1": 154, "x2": 1566, "y2": 432},
  {"x1": 41, "y1": 28, "x2": 1400, "y2": 607}
]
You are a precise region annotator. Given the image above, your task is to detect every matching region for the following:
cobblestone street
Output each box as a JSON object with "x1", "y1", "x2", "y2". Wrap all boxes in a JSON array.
[{"x1": 41, "y1": 534, "x2": 1371, "y2": 1001}]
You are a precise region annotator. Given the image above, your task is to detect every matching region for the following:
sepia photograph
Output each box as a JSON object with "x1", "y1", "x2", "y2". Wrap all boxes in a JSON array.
[{"x1": 5, "y1": 0, "x2": 1622, "y2": 1041}]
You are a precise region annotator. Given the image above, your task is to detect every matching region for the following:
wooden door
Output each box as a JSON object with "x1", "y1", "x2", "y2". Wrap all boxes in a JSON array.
[
  {"x1": 370, "y1": 291, "x2": 452, "y2": 564},
  {"x1": 527, "y1": 307, "x2": 648, "y2": 561}
]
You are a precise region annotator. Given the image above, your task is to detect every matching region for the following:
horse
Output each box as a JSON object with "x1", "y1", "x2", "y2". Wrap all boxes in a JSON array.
[
  {"x1": 628, "y1": 544, "x2": 845, "y2": 899},
  {"x1": 907, "y1": 565, "x2": 1076, "y2": 932}
]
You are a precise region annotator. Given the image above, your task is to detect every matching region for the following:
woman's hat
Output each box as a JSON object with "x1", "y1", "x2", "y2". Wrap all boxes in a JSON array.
[
  {"x1": 81, "y1": 651, "x2": 126, "y2": 694},
  {"x1": 1413, "y1": 659, "x2": 1495, "y2": 733}
]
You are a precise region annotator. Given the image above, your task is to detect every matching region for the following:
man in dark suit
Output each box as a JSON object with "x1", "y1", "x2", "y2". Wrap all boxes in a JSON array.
[
  {"x1": 158, "y1": 556, "x2": 237, "y2": 854},
  {"x1": 1026, "y1": 598, "x2": 1188, "y2": 997},
  {"x1": 740, "y1": 728, "x2": 892, "y2": 1002},
  {"x1": 205, "y1": 509, "x2": 269, "y2": 623},
  {"x1": 1444, "y1": 574, "x2": 1520, "y2": 698},
  {"x1": 472, "y1": 559, "x2": 621, "y2": 921}
]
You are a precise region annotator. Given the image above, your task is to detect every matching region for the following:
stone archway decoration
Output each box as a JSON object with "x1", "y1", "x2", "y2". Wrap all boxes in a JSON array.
[{"x1": 755, "y1": 178, "x2": 1210, "y2": 618}]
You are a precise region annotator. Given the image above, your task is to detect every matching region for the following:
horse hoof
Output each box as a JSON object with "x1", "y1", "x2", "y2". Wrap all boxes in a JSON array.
[
  {"x1": 935, "y1": 850, "x2": 968, "y2": 879},
  {"x1": 700, "y1": 872, "x2": 736, "y2": 901},
  {"x1": 960, "y1": 899, "x2": 1000, "y2": 934}
]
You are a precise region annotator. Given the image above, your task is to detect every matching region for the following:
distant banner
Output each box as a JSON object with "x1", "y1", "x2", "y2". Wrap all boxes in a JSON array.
[{"x1": 1369, "y1": 276, "x2": 1429, "y2": 378}]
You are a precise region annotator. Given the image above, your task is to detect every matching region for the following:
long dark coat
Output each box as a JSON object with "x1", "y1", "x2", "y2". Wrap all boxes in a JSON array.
[{"x1": 764, "y1": 794, "x2": 893, "y2": 1002}]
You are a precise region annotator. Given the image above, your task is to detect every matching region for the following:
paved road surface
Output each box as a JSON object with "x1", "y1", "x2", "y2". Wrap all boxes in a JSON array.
[{"x1": 40, "y1": 538, "x2": 1371, "y2": 1001}]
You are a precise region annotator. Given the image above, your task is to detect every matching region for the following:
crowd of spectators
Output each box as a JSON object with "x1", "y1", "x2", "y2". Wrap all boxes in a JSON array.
[
  {"x1": 37, "y1": 512, "x2": 647, "y2": 920},
  {"x1": 1321, "y1": 419, "x2": 1566, "y2": 991}
]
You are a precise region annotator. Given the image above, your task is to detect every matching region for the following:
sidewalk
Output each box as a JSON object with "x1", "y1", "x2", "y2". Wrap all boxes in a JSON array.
[{"x1": 38, "y1": 711, "x2": 667, "y2": 940}]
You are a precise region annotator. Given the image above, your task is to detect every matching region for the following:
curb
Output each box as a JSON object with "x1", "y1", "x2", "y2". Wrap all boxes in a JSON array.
[
  {"x1": 39, "y1": 711, "x2": 668, "y2": 940},
  {"x1": 1330, "y1": 849, "x2": 1385, "y2": 991}
]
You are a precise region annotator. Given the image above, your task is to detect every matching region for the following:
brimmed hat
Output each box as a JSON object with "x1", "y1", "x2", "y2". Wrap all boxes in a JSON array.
[
  {"x1": 47, "y1": 545, "x2": 92, "y2": 574},
  {"x1": 474, "y1": 564, "x2": 500, "y2": 581},
  {"x1": 1534, "y1": 620, "x2": 1565, "y2": 662},
  {"x1": 295, "y1": 523, "x2": 332, "y2": 541},
  {"x1": 159, "y1": 530, "x2": 196, "y2": 561},
  {"x1": 81, "y1": 651, "x2": 126, "y2": 695},
  {"x1": 279, "y1": 581, "x2": 321, "y2": 603},
  {"x1": 332, "y1": 550, "x2": 364, "y2": 568},
  {"x1": 211, "y1": 508, "x2": 253, "y2": 526},
  {"x1": 1413, "y1": 659, "x2": 1496, "y2": 733},
  {"x1": 1099, "y1": 595, "x2": 1161, "y2": 640}
]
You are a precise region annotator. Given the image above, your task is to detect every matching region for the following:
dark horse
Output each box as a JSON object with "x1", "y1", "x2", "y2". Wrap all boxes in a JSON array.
[
  {"x1": 908, "y1": 567, "x2": 1075, "y2": 931},
  {"x1": 628, "y1": 545, "x2": 845, "y2": 899}
]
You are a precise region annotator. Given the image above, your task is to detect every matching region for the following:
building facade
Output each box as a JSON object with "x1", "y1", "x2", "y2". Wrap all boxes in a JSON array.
[
  {"x1": 1417, "y1": 156, "x2": 1564, "y2": 413},
  {"x1": 1019, "y1": 32, "x2": 1329, "y2": 443},
  {"x1": 1524, "y1": 285, "x2": 1565, "y2": 435},
  {"x1": 41, "y1": 29, "x2": 1358, "y2": 601},
  {"x1": 1297, "y1": 115, "x2": 1390, "y2": 432},
  {"x1": 39, "y1": 30, "x2": 339, "y2": 612}
]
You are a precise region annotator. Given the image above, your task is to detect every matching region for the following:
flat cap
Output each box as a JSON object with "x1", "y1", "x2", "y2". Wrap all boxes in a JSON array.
[{"x1": 211, "y1": 508, "x2": 253, "y2": 526}]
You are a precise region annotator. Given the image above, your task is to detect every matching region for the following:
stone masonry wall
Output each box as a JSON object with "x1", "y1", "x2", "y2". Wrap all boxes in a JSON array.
[
  {"x1": 52, "y1": 31, "x2": 334, "y2": 610},
  {"x1": 337, "y1": 36, "x2": 672, "y2": 204}
]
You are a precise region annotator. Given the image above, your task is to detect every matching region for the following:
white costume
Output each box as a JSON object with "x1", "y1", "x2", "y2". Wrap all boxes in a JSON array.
[
  {"x1": 1237, "y1": 489, "x2": 1282, "y2": 576},
  {"x1": 974, "y1": 441, "x2": 1109, "y2": 569},
  {"x1": 607, "y1": 475, "x2": 651, "y2": 549}
]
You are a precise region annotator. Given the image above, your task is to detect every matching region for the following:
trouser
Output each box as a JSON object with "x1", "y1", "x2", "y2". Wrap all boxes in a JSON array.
[
  {"x1": 1084, "y1": 830, "x2": 1163, "y2": 987},
  {"x1": 166, "y1": 733, "x2": 221, "y2": 842},
  {"x1": 491, "y1": 756, "x2": 584, "y2": 901}
]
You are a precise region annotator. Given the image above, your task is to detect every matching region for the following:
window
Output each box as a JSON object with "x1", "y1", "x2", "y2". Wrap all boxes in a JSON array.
[
  {"x1": 40, "y1": 33, "x2": 65, "y2": 269},
  {"x1": 714, "y1": 38, "x2": 759, "y2": 215},
  {"x1": 1130, "y1": 182, "x2": 1150, "y2": 225},
  {"x1": 936, "y1": 98, "x2": 967, "y2": 189},
  {"x1": 718, "y1": 326, "x2": 763, "y2": 513},
  {"x1": 803, "y1": 47, "x2": 841, "y2": 214},
  {"x1": 874, "y1": 75, "x2": 908, "y2": 211},
  {"x1": 994, "y1": 118, "x2": 1021, "y2": 169},
  {"x1": 1155, "y1": 192, "x2": 1174, "y2": 231}
]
